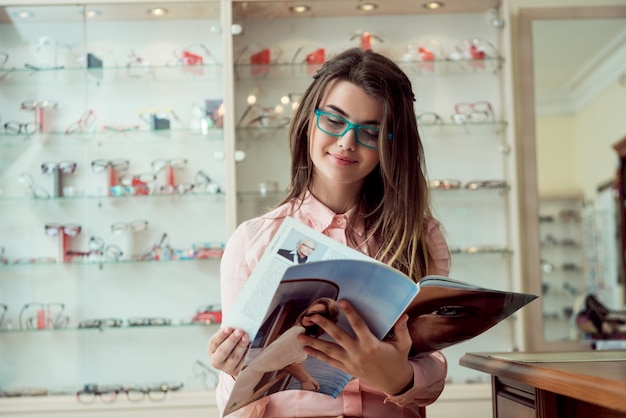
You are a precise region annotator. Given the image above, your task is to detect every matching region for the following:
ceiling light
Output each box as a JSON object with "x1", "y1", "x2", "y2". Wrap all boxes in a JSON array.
[
  {"x1": 13, "y1": 10, "x2": 34, "y2": 19},
  {"x1": 357, "y1": 3, "x2": 378, "y2": 12},
  {"x1": 289, "y1": 5, "x2": 311, "y2": 13},
  {"x1": 83, "y1": 9, "x2": 101, "y2": 18},
  {"x1": 148, "y1": 7, "x2": 168, "y2": 17},
  {"x1": 423, "y1": 2, "x2": 444, "y2": 10}
]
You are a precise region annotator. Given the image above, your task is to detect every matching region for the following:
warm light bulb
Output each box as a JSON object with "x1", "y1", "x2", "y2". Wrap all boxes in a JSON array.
[
  {"x1": 83, "y1": 9, "x2": 101, "y2": 18},
  {"x1": 357, "y1": 3, "x2": 378, "y2": 12},
  {"x1": 14, "y1": 10, "x2": 34, "y2": 19},
  {"x1": 289, "y1": 5, "x2": 311, "y2": 13},
  {"x1": 423, "y1": 2, "x2": 444, "y2": 10},
  {"x1": 148, "y1": 7, "x2": 168, "y2": 16}
]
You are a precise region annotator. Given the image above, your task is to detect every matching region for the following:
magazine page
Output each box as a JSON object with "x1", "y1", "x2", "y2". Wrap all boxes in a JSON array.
[
  {"x1": 405, "y1": 275, "x2": 538, "y2": 354},
  {"x1": 223, "y1": 259, "x2": 420, "y2": 416}
]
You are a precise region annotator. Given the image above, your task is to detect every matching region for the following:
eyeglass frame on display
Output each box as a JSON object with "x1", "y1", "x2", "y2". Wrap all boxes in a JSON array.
[
  {"x1": 132, "y1": 233, "x2": 171, "y2": 261},
  {"x1": 41, "y1": 160, "x2": 78, "y2": 175},
  {"x1": 45, "y1": 223, "x2": 82, "y2": 237},
  {"x1": 111, "y1": 220, "x2": 149, "y2": 234},
  {"x1": 0, "y1": 304, "x2": 7, "y2": 328},
  {"x1": 464, "y1": 179, "x2": 507, "y2": 190},
  {"x1": 12, "y1": 257, "x2": 57, "y2": 265},
  {"x1": 417, "y1": 112, "x2": 444, "y2": 126},
  {"x1": 150, "y1": 158, "x2": 188, "y2": 172},
  {"x1": 65, "y1": 109, "x2": 96, "y2": 135},
  {"x1": 193, "y1": 170, "x2": 221, "y2": 194},
  {"x1": 127, "y1": 317, "x2": 171, "y2": 327},
  {"x1": 3, "y1": 121, "x2": 40, "y2": 136},
  {"x1": 192, "y1": 359, "x2": 219, "y2": 390},
  {"x1": 19, "y1": 172, "x2": 50, "y2": 199},
  {"x1": 428, "y1": 179, "x2": 462, "y2": 189},
  {"x1": 91, "y1": 158, "x2": 130, "y2": 173},
  {"x1": 18, "y1": 302, "x2": 69, "y2": 330},
  {"x1": 20, "y1": 99, "x2": 58, "y2": 111},
  {"x1": 159, "y1": 183, "x2": 196, "y2": 195},
  {"x1": 78, "y1": 318, "x2": 123, "y2": 329},
  {"x1": 451, "y1": 100, "x2": 494, "y2": 124}
]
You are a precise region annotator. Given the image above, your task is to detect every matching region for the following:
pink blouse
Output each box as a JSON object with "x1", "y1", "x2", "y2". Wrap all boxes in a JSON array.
[{"x1": 217, "y1": 193, "x2": 450, "y2": 418}]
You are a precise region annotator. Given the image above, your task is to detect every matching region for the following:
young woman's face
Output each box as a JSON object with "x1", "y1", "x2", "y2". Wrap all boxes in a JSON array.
[{"x1": 309, "y1": 80, "x2": 382, "y2": 195}]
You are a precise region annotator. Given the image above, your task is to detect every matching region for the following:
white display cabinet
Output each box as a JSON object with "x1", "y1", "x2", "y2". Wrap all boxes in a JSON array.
[
  {"x1": 0, "y1": 0, "x2": 227, "y2": 408},
  {"x1": 231, "y1": 0, "x2": 521, "y2": 384},
  {"x1": 538, "y1": 195, "x2": 585, "y2": 342}
]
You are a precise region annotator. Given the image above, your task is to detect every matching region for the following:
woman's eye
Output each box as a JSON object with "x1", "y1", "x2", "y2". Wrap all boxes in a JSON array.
[
  {"x1": 431, "y1": 306, "x2": 472, "y2": 318},
  {"x1": 326, "y1": 116, "x2": 346, "y2": 127},
  {"x1": 360, "y1": 128, "x2": 379, "y2": 140}
]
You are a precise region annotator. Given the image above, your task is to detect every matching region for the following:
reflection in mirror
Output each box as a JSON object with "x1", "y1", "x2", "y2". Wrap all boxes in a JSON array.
[{"x1": 519, "y1": 6, "x2": 626, "y2": 350}]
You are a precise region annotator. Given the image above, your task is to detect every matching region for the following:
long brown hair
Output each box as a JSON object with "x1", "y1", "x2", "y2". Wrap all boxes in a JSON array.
[{"x1": 281, "y1": 48, "x2": 442, "y2": 282}]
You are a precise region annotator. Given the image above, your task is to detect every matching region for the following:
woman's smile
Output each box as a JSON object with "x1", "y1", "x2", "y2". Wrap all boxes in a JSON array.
[{"x1": 328, "y1": 152, "x2": 357, "y2": 166}]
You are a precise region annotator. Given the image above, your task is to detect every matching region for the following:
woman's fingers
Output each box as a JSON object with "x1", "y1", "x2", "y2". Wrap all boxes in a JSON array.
[
  {"x1": 207, "y1": 327, "x2": 250, "y2": 375},
  {"x1": 337, "y1": 300, "x2": 376, "y2": 342}
]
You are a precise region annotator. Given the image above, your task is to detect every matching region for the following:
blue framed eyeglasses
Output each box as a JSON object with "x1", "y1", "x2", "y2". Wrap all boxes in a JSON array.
[{"x1": 314, "y1": 109, "x2": 392, "y2": 150}]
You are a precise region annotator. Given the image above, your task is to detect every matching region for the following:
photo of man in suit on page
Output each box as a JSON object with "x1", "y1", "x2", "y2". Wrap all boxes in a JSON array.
[{"x1": 277, "y1": 239, "x2": 317, "y2": 264}]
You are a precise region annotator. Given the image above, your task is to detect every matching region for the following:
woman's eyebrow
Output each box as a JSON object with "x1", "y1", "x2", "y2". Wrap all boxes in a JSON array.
[
  {"x1": 325, "y1": 104, "x2": 381, "y2": 125},
  {"x1": 326, "y1": 104, "x2": 347, "y2": 117}
]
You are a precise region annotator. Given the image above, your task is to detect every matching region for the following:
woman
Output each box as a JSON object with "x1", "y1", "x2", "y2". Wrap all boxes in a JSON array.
[{"x1": 208, "y1": 47, "x2": 450, "y2": 418}]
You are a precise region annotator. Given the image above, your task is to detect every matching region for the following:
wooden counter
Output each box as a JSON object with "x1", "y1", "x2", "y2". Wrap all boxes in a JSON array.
[{"x1": 460, "y1": 351, "x2": 626, "y2": 418}]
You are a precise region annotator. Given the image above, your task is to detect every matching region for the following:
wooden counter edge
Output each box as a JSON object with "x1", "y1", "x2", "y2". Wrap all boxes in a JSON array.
[{"x1": 460, "y1": 352, "x2": 626, "y2": 413}]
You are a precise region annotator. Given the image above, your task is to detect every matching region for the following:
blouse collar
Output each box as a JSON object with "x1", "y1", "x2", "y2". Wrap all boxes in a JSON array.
[{"x1": 300, "y1": 191, "x2": 365, "y2": 237}]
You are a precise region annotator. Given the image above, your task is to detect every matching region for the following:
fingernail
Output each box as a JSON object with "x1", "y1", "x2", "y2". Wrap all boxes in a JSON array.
[{"x1": 233, "y1": 329, "x2": 242, "y2": 338}]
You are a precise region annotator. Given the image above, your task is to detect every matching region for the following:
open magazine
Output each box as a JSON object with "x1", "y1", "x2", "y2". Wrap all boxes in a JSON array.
[{"x1": 222, "y1": 217, "x2": 537, "y2": 416}]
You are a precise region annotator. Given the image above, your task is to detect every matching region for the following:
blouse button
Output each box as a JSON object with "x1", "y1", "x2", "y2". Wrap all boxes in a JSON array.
[{"x1": 335, "y1": 218, "x2": 345, "y2": 226}]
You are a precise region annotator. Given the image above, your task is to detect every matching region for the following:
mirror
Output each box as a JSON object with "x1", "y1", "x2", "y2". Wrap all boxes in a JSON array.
[{"x1": 518, "y1": 6, "x2": 626, "y2": 350}]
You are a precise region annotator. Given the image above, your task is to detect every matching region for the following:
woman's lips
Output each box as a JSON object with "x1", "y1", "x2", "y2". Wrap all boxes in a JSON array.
[{"x1": 329, "y1": 152, "x2": 357, "y2": 165}]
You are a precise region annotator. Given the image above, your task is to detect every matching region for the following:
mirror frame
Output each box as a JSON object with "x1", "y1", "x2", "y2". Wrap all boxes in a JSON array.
[{"x1": 518, "y1": 5, "x2": 626, "y2": 352}]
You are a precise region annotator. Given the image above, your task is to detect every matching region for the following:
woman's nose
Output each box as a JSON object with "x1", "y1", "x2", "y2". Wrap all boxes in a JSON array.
[{"x1": 336, "y1": 128, "x2": 358, "y2": 150}]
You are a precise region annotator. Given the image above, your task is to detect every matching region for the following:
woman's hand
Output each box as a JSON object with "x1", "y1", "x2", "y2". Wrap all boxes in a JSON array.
[
  {"x1": 206, "y1": 326, "x2": 250, "y2": 377},
  {"x1": 298, "y1": 300, "x2": 414, "y2": 395},
  {"x1": 299, "y1": 378, "x2": 320, "y2": 392}
]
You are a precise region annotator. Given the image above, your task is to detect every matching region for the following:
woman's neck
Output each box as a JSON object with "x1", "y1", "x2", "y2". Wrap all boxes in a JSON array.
[{"x1": 309, "y1": 182, "x2": 360, "y2": 214}]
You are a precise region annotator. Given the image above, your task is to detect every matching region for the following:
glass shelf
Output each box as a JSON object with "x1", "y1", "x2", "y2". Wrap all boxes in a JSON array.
[
  {"x1": 431, "y1": 186, "x2": 510, "y2": 195},
  {"x1": 233, "y1": 57, "x2": 504, "y2": 80},
  {"x1": 0, "y1": 64, "x2": 223, "y2": 85},
  {"x1": 0, "y1": 322, "x2": 219, "y2": 334},
  {"x1": 398, "y1": 57, "x2": 504, "y2": 75},
  {"x1": 450, "y1": 247, "x2": 513, "y2": 256},
  {"x1": 0, "y1": 255, "x2": 222, "y2": 270},
  {"x1": 420, "y1": 120, "x2": 508, "y2": 136},
  {"x1": 0, "y1": 191, "x2": 226, "y2": 203},
  {"x1": 0, "y1": 128, "x2": 224, "y2": 146},
  {"x1": 236, "y1": 190, "x2": 286, "y2": 198}
]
